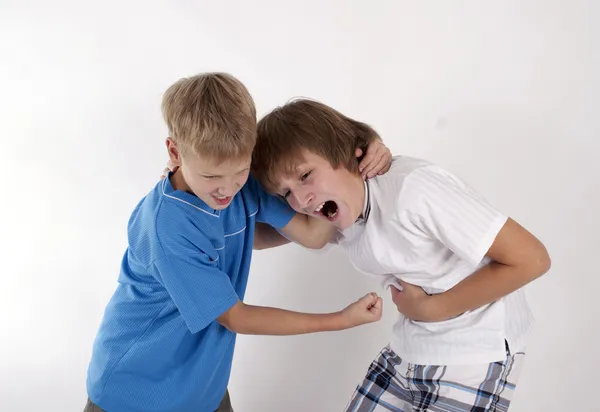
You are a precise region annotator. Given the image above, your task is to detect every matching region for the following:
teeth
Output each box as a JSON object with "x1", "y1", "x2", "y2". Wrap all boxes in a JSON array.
[
  {"x1": 314, "y1": 202, "x2": 325, "y2": 213},
  {"x1": 328, "y1": 210, "x2": 337, "y2": 218}
]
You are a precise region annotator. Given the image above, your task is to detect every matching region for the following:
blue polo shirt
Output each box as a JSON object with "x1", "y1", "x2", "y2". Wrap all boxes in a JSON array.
[{"x1": 86, "y1": 174, "x2": 294, "y2": 412}]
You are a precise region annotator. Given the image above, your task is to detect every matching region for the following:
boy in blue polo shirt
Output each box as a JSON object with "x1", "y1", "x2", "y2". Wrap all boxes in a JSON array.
[{"x1": 84, "y1": 73, "x2": 390, "y2": 412}]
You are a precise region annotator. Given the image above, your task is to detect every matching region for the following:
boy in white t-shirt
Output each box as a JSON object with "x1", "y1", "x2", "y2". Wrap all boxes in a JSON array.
[{"x1": 252, "y1": 99, "x2": 551, "y2": 411}]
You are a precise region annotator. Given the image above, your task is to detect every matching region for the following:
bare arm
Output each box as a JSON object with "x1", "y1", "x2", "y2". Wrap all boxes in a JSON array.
[
  {"x1": 279, "y1": 213, "x2": 336, "y2": 249},
  {"x1": 218, "y1": 294, "x2": 382, "y2": 335},
  {"x1": 432, "y1": 218, "x2": 550, "y2": 318},
  {"x1": 253, "y1": 140, "x2": 392, "y2": 250},
  {"x1": 392, "y1": 218, "x2": 551, "y2": 322},
  {"x1": 253, "y1": 222, "x2": 291, "y2": 250}
]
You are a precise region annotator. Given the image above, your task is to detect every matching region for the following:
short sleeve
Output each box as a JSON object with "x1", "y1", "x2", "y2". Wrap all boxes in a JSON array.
[
  {"x1": 253, "y1": 178, "x2": 296, "y2": 229},
  {"x1": 153, "y1": 253, "x2": 239, "y2": 334},
  {"x1": 402, "y1": 166, "x2": 508, "y2": 266}
]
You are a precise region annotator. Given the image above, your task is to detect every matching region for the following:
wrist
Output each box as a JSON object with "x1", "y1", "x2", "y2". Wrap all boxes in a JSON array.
[
  {"x1": 426, "y1": 294, "x2": 452, "y2": 322},
  {"x1": 338, "y1": 311, "x2": 352, "y2": 330},
  {"x1": 331, "y1": 310, "x2": 351, "y2": 330}
]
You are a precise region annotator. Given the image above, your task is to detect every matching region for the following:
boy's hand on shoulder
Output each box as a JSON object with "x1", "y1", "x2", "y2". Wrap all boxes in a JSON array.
[
  {"x1": 160, "y1": 159, "x2": 178, "y2": 179},
  {"x1": 340, "y1": 292, "x2": 383, "y2": 328},
  {"x1": 390, "y1": 281, "x2": 442, "y2": 322},
  {"x1": 356, "y1": 139, "x2": 392, "y2": 180}
]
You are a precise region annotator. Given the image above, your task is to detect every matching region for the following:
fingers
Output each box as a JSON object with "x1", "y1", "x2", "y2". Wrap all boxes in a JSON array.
[
  {"x1": 368, "y1": 297, "x2": 383, "y2": 319},
  {"x1": 376, "y1": 152, "x2": 392, "y2": 176},
  {"x1": 358, "y1": 148, "x2": 379, "y2": 179},
  {"x1": 357, "y1": 139, "x2": 393, "y2": 179},
  {"x1": 398, "y1": 279, "x2": 415, "y2": 290},
  {"x1": 358, "y1": 292, "x2": 380, "y2": 308},
  {"x1": 355, "y1": 148, "x2": 364, "y2": 158},
  {"x1": 160, "y1": 160, "x2": 179, "y2": 179},
  {"x1": 366, "y1": 150, "x2": 392, "y2": 178},
  {"x1": 363, "y1": 292, "x2": 378, "y2": 303},
  {"x1": 359, "y1": 144, "x2": 392, "y2": 179},
  {"x1": 398, "y1": 279, "x2": 420, "y2": 291}
]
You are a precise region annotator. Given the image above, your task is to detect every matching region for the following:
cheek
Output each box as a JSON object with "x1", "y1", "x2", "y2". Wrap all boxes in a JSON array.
[
  {"x1": 189, "y1": 177, "x2": 216, "y2": 194},
  {"x1": 236, "y1": 173, "x2": 249, "y2": 187},
  {"x1": 286, "y1": 198, "x2": 304, "y2": 213}
]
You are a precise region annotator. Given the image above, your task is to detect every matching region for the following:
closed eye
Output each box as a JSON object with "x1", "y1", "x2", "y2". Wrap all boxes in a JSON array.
[{"x1": 279, "y1": 170, "x2": 311, "y2": 200}]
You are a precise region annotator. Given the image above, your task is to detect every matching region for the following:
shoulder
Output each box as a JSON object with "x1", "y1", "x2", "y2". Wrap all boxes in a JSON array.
[
  {"x1": 370, "y1": 156, "x2": 482, "y2": 221},
  {"x1": 368, "y1": 156, "x2": 433, "y2": 212},
  {"x1": 133, "y1": 181, "x2": 219, "y2": 259},
  {"x1": 244, "y1": 174, "x2": 294, "y2": 222},
  {"x1": 235, "y1": 174, "x2": 262, "y2": 210}
]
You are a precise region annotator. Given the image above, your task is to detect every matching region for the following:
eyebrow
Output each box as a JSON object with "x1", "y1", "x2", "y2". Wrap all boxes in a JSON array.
[
  {"x1": 274, "y1": 166, "x2": 307, "y2": 195},
  {"x1": 202, "y1": 165, "x2": 251, "y2": 177}
]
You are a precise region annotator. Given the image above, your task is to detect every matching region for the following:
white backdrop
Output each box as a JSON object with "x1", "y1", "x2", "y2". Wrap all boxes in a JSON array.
[{"x1": 1, "y1": 1, "x2": 598, "y2": 411}]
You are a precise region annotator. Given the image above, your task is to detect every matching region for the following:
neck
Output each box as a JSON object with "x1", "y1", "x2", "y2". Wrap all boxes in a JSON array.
[
  {"x1": 349, "y1": 173, "x2": 366, "y2": 222},
  {"x1": 170, "y1": 168, "x2": 192, "y2": 194}
]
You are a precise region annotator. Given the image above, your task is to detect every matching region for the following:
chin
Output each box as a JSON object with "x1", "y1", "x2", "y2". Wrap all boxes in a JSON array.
[
  {"x1": 211, "y1": 202, "x2": 231, "y2": 210},
  {"x1": 335, "y1": 219, "x2": 353, "y2": 231}
]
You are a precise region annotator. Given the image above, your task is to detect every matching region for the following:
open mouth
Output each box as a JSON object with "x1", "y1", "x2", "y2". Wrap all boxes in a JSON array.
[
  {"x1": 212, "y1": 195, "x2": 232, "y2": 206},
  {"x1": 314, "y1": 201, "x2": 339, "y2": 220}
]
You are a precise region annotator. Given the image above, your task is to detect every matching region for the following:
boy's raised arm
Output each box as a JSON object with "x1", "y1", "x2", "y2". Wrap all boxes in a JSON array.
[
  {"x1": 253, "y1": 222, "x2": 291, "y2": 250},
  {"x1": 278, "y1": 214, "x2": 336, "y2": 249},
  {"x1": 256, "y1": 140, "x2": 393, "y2": 250}
]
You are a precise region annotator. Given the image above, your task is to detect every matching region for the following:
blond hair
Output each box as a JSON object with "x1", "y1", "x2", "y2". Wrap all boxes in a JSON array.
[
  {"x1": 252, "y1": 99, "x2": 380, "y2": 193},
  {"x1": 162, "y1": 72, "x2": 257, "y2": 161}
]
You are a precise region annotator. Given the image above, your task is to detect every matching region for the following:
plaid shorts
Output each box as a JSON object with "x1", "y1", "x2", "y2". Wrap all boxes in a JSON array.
[{"x1": 344, "y1": 344, "x2": 524, "y2": 412}]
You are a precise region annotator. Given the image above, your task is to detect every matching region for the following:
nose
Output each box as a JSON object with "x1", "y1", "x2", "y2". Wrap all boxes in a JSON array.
[
  {"x1": 216, "y1": 179, "x2": 236, "y2": 197},
  {"x1": 291, "y1": 187, "x2": 314, "y2": 209},
  {"x1": 217, "y1": 175, "x2": 246, "y2": 197}
]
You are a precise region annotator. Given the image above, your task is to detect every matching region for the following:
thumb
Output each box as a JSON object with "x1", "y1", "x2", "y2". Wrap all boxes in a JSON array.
[{"x1": 355, "y1": 148, "x2": 364, "y2": 158}]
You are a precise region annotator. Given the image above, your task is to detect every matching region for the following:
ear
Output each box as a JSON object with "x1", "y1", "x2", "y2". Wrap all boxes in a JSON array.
[{"x1": 166, "y1": 138, "x2": 183, "y2": 167}]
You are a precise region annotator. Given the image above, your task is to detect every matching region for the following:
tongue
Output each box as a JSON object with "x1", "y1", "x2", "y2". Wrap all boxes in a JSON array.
[{"x1": 322, "y1": 201, "x2": 338, "y2": 218}]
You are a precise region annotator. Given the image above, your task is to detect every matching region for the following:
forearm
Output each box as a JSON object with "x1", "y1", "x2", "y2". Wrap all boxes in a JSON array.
[
  {"x1": 303, "y1": 215, "x2": 336, "y2": 248},
  {"x1": 253, "y1": 222, "x2": 291, "y2": 250},
  {"x1": 432, "y1": 260, "x2": 546, "y2": 321},
  {"x1": 281, "y1": 214, "x2": 336, "y2": 249},
  {"x1": 225, "y1": 303, "x2": 346, "y2": 335}
]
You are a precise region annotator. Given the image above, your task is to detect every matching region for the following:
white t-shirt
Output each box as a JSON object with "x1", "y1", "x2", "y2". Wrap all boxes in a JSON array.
[{"x1": 335, "y1": 156, "x2": 534, "y2": 365}]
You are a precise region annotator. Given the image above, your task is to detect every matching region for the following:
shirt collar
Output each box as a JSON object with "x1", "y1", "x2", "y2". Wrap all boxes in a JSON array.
[
  {"x1": 356, "y1": 180, "x2": 371, "y2": 223},
  {"x1": 161, "y1": 172, "x2": 220, "y2": 217}
]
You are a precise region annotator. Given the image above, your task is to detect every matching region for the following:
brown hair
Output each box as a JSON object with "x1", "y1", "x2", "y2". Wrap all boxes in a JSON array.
[
  {"x1": 252, "y1": 98, "x2": 380, "y2": 193},
  {"x1": 161, "y1": 72, "x2": 257, "y2": 162}
]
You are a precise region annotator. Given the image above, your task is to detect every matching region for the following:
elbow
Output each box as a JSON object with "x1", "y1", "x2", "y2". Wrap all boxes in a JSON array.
[
  {"x1": 219, "y1": 315, "x2": 243, "y2": 334},
  {"x1": 536, "y1": 240, "x2": 552, "y2": 276},
  {"x1": 302, "y1": 238, "x2": 329, "y2": 250},
  {"x1": 527, "y1": 244, "x2": 552, "y2": 280},
  {"x1": 537, "y1": 249, "x2": 552, "y2": 276},
  {"x1": 217, "y1": 302, "x2": 244, "y2": 334},
  {"x1": 219, "y1": 318, "x2": 235, "y2": 333}
]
